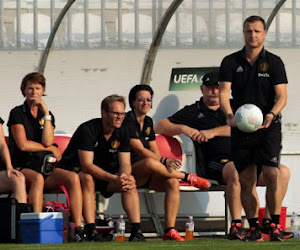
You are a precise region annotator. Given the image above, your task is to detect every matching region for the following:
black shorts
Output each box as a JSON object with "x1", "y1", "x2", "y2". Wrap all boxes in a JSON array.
[
  {"x1": 231, "y1": 120, "x2": 282, "y2": 173},
  {"x1": 95, "y1": 179, "x2": 114, "y2": 198},
  {"x1": 57, "y1": 163, "x2": 81, "y2": 173},
  {"x1": 204, "y1": 160, "x2": 228, "y2": 185}
]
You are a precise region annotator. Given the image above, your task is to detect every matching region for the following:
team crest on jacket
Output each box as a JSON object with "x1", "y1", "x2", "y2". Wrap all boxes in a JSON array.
[
  {"x1": 260, "y1": 62, "x2": 269, "y2": 72},
  {"x1": 145, "y1": 127, "x2": 151, "y2": 136},
  {"x1": 111, "y1": 140, "x2": 120, "y2": 149}
]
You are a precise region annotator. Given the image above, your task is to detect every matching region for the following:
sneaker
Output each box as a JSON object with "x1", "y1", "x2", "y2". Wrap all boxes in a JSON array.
[
  {"x1": 282, "y1": 231, "x2": 294, "y2": 239},
  {"x1": 129, "y1": 230, "x2": 146, "y2": 242},
  {"x1": 227, "y1": 222, "x2": 243, "y2": 240},
  {"x1": 187, "y1": 174, "x2": 211, "y2": 190},
  {"x1": 74, "y1": 226, "x2": 86, "y2": 242},
  {"x1": 163, "y1": 229, "x2": 184, "y2": 241},
  {"x1": 270, "y1": 223, "x2": 284, "y2": 242},
  {"x1": 261, "y1": 224, "x2": 294, "y2": 239},
  {"x1": 243, "y1": 226, "x2": 263, "y2": 242},
  {"x1": 86, "y1": 229, "x2": 105, "y2": 242}
]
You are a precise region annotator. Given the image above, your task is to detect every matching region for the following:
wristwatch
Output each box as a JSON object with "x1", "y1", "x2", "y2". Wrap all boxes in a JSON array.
[{"x1": 43, "y1": 115, "x2": 52, "y2": 121}]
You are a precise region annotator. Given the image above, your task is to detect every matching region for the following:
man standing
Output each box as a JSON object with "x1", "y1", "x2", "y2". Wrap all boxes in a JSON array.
[
  {"x1": 155, "y1": 71, "x2": 291, "y2": 241},
  {"x1": 58, "y1": 95, "x2": 145, "y2": 242},
  {"x1": 219, "y1": 15, "x2": 288, "y2": 241}
]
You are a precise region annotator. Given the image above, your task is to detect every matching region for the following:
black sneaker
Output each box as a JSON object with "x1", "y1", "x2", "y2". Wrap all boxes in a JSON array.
[
  {"x1": 261, "y1": 224, "x2": 272, "y2": 239},
  {"x1": 270, "y1": 223, "x2": 284, "y2": 242},
  {"x1": 243, "y1": 226, "x2": 263, "y2": 242},
  {"x1": 129, "y1": 230, "x2": 146, "y2": 242},
  {"x1": 227, "y1": 222, "x2": 243, "y2": 240},
  {"x1": 261, "y1": 224, "x2": 294, "y2": 239},
  {"x1": 74, "y1": 226, "x2": 86, "y2": 242},
  {"x1": 282, "y1": 231, "x2": 294, "y2": 239},
  {"x1": 86, "y1": 229, "x2": 104, "y2": 242}
]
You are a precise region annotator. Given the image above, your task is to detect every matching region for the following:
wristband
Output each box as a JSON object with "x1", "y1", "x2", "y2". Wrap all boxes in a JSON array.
[
  {"x1": 43, "y1": 115, "x2": 52, "y2": 121},
  {"x1": 160, "y1": 157, "x2": 164, "y2": 163},
  {"x1": 268, "y1": 111, "x2": 276, "y2": 121},
  {"x1": 163, "y1": 157, "x2": 168, "y2": 166}
]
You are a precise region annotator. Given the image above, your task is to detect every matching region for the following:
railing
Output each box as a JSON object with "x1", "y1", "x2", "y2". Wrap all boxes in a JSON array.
[{"x1": 0, "y1": 0, "x2": 299, "y2": 50}]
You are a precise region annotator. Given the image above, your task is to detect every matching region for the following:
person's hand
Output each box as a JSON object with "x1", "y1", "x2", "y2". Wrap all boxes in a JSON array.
[
  {"x1": 191, "y1": 130, "x2": 215, "y2": 143},
  {"x1": 32, "y1": 98, "x2": 50, "y2": 115},
  {"x1": 261, "y1": 113, "x2": 273, "y2": 129},
  {"x1": 165, "y1": 158, "x2": 182, "y2": 171},
  {"x1": 6, "y1": 168, "x2": 24, "y2": 179},
  {"x1": 48, "y1": 145, "x2": 62, "y2": 161},
  {"x1": 181, "y1": 126, "x2": 199, "y2": 139},
  {"x1": 119, "y1": 173, "x2": 136, "y2": 191},
  {"x1": 226, "y1": 113, "x2": 236, "y2": 127}
]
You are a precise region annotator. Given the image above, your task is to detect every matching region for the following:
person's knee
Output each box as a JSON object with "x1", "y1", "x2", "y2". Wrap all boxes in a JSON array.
[
  {"x1": 123, "y1": 186, "x2": 138, "y2": 196},
  {"x1": 280, "y1": 164, "x2": 290, "y2": 182},
  {"x1": 164, "y1": 177, "x2": 180, "y2": 191},
  {"x1": 30, "y1": 173, "x2": 44, "y2": 187},
  {"x1": 143, "y1": 157, "x2": 159, "y2": 169},
  {"x1": 10, "y1": 173, "x2": 26, "y2": 186},
  {"x1": 80, "y1": 173, "x2": 94, "y2": 191},
  {"x1": 263, "y1": 167, "x2": 279, "y2": 186},
  {"x1": 64, "y1": 171, "x2": 81, "y2": 187},
  {"x1": 223, "y1": 163, "x2": 239, "y2": 185}
]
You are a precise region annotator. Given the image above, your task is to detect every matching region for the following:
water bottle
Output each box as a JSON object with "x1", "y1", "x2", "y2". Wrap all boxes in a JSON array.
[
  {"x1": 185, "y1": 216, "x2": 194, "y2": 240},
  {"x1": 291, "y1": 211, "x2": 299, "y2": 238},
  {"x1": 116, "y1": 214, "x2": 126, "y2": 242}
]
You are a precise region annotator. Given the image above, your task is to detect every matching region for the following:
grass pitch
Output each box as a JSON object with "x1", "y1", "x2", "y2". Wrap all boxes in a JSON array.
[{"x1": 0, "y1": 237, "x2": 300, "y2": 250}]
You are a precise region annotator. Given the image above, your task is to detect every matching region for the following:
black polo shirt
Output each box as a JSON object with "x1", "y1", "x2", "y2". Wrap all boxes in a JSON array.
[
  {"x1": 0, "y1": 117, "x2": 5, "y2": 170},
  {"x1": 122, "y1": 110, "x2": 156, "y2": 163},
  {"x1": 168, "y1": 97, "x2": 231, "y2": 172},
  {"x1": 7, "y1": 101, "x2": 55, "y2": 167},
  {"x1": 59, "y1": 118, "x2": 131, "y2": 174},
  {"x1": 219, "y1": 47, "x2": 288, "y2": 116}
]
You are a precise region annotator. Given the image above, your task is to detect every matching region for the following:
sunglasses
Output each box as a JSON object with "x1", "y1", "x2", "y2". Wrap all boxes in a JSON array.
[{"x1": 137, "y1": 98, "x2": 152, "y2": 102}]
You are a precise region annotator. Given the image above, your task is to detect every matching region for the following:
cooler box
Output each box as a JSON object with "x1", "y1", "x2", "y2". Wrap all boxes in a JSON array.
[{"x1": 20, "y1": 212, "x2": 63, "y2": 244}]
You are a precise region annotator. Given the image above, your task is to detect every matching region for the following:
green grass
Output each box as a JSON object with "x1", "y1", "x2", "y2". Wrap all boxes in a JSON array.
[{"x1": 1, "y1": 237, "x2": 300, "y2": 250}]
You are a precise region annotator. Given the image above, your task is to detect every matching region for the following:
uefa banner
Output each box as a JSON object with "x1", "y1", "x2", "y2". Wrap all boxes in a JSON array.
[{"x1": 169, "y1": 67, "x2": 219, "y2": 91}]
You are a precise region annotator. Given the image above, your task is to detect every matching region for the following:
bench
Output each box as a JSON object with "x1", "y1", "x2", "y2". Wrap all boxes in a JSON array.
[
  {"x1": 55, "y1": 134, "x2": 230, "y2": 236},
  {"x1": 2, "y1": 134, "x2": 229, "y2": 235},
  {"x1": 154, "y1": 134, "x2": 230, "y2": 236}
]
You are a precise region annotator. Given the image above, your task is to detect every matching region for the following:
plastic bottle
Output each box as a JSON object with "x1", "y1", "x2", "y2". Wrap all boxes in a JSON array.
[
  {"x1": 291, "y1": 211, "x2": 299, "y2": 238},
  {"x1": 116, "y1": 214, "x2": 126, "y2": 242},
  {"x1": 185, "y1": 216, "x2": 194, "y2": 240}
]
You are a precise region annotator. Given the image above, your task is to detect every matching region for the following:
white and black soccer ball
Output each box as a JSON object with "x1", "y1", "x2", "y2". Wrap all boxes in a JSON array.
[{"x1": 235, "y1": 104, "x2": 263, "y2": 133}]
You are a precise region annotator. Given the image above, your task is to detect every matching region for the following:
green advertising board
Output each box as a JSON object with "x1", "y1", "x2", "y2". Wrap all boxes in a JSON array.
[{"x1": 169, "y1": 67, "x2": 219, "y2": 91}]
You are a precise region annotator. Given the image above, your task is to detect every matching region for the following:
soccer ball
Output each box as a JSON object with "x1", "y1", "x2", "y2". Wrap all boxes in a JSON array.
[{"x1": 235, "y1": 104, "x2": 263, "y2": 133}]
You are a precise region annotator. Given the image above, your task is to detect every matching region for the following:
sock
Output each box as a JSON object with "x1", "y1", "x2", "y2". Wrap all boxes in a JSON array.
[
  {"x1": 248, "y1": 218, "x2": 259, "y2": 228},
  {"x1": 271, "y1": 214, "x2": 280, "y2": 225},
  {"x1": 164, "y1": 227, "x2": 175, "y2": 234},
  {"x1": 232, "y1": 219, "x2": 242, "y2": 225},
  {"x1": 262, "y1": 218, "x2": 271, "y2": 226},
  {"x1": 182, "y1": 172, "x2": 188, "y2": 182},
  {"x1": 130, "y1": 223, "x2": 141, "y2": 234}
]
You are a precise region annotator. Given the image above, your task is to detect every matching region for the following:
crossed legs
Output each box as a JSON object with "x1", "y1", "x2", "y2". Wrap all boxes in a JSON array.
[{"x1": 132, "y1": 158, "x2": 180, "y2": 228}]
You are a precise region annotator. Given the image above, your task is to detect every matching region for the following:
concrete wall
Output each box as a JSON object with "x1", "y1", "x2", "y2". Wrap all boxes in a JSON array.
[{"x1": 0, "y1": 47, "x2": 299, "y2": 216}]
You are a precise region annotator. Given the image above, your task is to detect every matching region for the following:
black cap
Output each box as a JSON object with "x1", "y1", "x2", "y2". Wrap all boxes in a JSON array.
[{"x1": 202, "y1": 72, "x2": 219, "y2": 86}]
